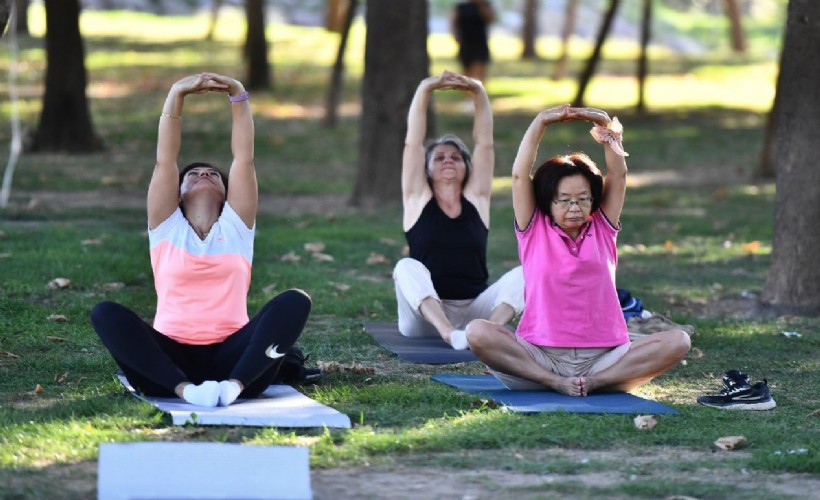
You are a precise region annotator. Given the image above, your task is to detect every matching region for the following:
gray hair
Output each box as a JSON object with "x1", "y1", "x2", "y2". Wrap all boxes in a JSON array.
[{"x1": 423, "y1": 134, "x2": 472, "y2": 188}]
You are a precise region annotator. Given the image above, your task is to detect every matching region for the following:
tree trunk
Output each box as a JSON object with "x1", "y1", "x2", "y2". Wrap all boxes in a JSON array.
[
  {"x1": 520, "y1": 0, "x2": 538, "y2": 60},
  {"x1": 13, "y1": 0, "x2": 28, "y2": 36},
  {"x1": 552, "y1": 0, "x2": 578, "y2": 81},
  {"x1": 245, "y1": 0, "x2": 270, "y2": 90},
  {"x1": 351, "y1": 0, "x2": 429, "y2": 208},
  {"x1": 323, "y1": 0, "x2": 357, "y2": 128},
  {"x1": 757, "y1": 83, "x2": 779, "y2": 179},
  {"x1": 573, "y1": 0, "x2": 620, "y2": 107},
  {"x1": 205, "y1": 0, "x2": 223, "y2": 41},
  {"x1": 722, "y1": 0, "x2": 747, "y2": 53},
  {"x1": 636, "y1": 0, "x2": 652, "y2": 113},
  {"x1": 1, "y1": 0, "x2": 10, "y2": 36},
  {"x1": 762, "y1": 0, "x2": 820, "y2": 314},
  {"x1": 29, "y1": 0, "x2": 103, "y2": 153}
]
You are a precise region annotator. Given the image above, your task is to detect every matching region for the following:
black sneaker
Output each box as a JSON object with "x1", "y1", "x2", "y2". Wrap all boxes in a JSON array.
[{"x1": 697, "y1": 370, "x2": 776, "y2": 410}]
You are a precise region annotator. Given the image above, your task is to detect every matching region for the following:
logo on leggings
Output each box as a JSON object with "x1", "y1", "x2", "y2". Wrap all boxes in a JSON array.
[{"x1": 265, "y1": 344, "x2": 286, "y2": 359}]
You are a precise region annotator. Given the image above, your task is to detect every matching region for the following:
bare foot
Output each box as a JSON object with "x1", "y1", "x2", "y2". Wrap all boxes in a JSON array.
[{"x1": 546, "y1": 375, "x2": 586, "y2": 396}]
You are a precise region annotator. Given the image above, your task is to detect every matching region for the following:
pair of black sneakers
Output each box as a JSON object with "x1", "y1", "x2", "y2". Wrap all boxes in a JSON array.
[{"x1": 697, "y1": 369, "x2": 776, "y2": 410}]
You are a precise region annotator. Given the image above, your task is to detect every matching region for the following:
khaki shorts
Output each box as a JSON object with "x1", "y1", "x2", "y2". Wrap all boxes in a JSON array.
[{"x1": 491, "y1": 336, "x2": 632, "y2": 391}]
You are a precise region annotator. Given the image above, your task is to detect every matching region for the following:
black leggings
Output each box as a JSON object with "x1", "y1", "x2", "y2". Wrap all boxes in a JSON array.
[{"x1": 90, "y1": 289, "x2": 312, "y2": 398}]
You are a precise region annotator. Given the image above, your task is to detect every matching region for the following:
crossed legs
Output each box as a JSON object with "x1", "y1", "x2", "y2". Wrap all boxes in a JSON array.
[{"x1": 465, "y1": 319, "x2": 690, "y2": 396}]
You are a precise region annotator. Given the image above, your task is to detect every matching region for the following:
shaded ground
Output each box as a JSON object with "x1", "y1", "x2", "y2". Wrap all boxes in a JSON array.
[{"x1": 4, "y1": 448, "x2": 818, "y2": 499}]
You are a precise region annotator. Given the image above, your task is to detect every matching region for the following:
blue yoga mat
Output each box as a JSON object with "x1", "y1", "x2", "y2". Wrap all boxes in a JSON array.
[{"x1": 432, "y1": 374, "x2": 679, "y2": 415}]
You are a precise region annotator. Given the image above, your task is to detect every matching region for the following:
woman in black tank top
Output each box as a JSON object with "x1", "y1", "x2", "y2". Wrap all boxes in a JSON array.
[{"x1": 394, "y1": 71, "x2": 524, "y2": 350}]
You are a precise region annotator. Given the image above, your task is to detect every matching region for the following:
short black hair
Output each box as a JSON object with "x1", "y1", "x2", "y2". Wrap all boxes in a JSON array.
[{"x1": 531, "y1": 152, "x2": 603, "y2": 222}]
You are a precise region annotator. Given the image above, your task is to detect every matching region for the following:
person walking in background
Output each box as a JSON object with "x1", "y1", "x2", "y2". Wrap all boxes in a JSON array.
[
  {"x1": 394, "y1": 70, "x2": 524, "y2": 350},
  {"x1": 90, "y1": 73, "x2": 312, "y2": 407},
  {"x1": 451, "y1": 0, "x2": 495, "y2": 82}
]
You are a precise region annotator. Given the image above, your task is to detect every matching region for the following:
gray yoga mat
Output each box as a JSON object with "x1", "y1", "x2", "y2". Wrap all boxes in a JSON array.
[{"x1": 364, "y1": 322, "x2": 478, "y2": 364}]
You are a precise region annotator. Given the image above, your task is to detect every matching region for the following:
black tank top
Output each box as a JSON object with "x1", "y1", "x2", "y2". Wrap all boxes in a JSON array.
[{"x1": 406, "y1": 197, "x2": 489, "y2": 300}]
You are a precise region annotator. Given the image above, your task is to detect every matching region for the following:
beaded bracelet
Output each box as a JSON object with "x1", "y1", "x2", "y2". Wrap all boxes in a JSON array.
[{"x1": 229, "y1": 91, "x2": 250, "y2": 103}]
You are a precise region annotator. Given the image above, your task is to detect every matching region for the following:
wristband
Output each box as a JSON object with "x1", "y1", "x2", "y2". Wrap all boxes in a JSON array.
[{"x1": 229, "y1": 91, "x2": 250, "y2": 103}]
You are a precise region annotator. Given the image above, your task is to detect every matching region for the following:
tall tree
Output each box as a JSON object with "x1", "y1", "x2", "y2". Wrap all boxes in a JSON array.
[
  {"x1": 245, "y1": 0, "x2": 270, "y2": 89},
  {"x1": 520, "y1": 0, "x2": 539, "y2": 59},
  {"x1": 351, "y1": 0, "x2": 429, "y2": 207},
  {"x1": 572, "y1": 0, "x2": 620, "y2": 107},
  {"x1": 13, "y1": 0, "x2": 28, "y2": 36},
  {"x1": 552, "y1": 0, "x2": 578, "y2": 80},
  {"x1": 762, "y1": 0, "x2": 820, "y2": 314},
  {"x1": 29, "y1": 0, "x2": 103, "y2": 153},
  {"x1": 324, "y1": 0, "x2": 358, "y2": 128},
  {"x1": 1, "y1": 0, "x2": 9, "y2": 35},
  {"x1": 636, "y1": 0, "x2": 652, "y2": 112}
]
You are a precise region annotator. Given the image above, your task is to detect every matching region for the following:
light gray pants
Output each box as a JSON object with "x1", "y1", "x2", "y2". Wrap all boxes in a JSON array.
[{"x1": 393, "y1": 257, "x2": 525, "y2": 338}]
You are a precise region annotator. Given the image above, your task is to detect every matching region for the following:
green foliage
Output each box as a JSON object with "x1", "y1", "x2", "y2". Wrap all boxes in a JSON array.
[{"x1": 1, "y1": 5, "x2": 816, "y2": 498}]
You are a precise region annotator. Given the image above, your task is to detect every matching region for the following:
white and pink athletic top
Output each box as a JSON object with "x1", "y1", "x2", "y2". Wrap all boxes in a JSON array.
[{"x1": 148, "y1": 203, "x2": 254, "y2": 345}]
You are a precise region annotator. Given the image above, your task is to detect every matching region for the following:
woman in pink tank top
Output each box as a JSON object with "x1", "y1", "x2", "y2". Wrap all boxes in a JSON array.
[{"x1": 464, "y1": 105, "x2": 690, "y2": 396}]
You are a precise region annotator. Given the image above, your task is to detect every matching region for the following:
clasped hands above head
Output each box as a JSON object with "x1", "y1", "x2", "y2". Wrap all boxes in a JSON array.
[{"x1": 543, "y1": 104, "x2": 611, "y2": 127}]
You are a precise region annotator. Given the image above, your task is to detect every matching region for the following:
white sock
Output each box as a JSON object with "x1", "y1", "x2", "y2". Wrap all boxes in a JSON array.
[
  {"x1": 181, "y1": 381, "x2": 220, "y2": 407},
  {"x1": 218, "y1": 380, "x2": 242, "y2": 407},
  {"x1": 449, "y1": 329, "x2": 469, "y2": 350}
]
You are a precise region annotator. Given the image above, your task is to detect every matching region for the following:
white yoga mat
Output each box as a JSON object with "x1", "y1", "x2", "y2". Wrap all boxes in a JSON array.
[
  {"x1": 117, "y1": 374, "x2": 350, "y2": 428},
  {"x1": 98, "y1": 442, "x2": 312, "y2": 500}
]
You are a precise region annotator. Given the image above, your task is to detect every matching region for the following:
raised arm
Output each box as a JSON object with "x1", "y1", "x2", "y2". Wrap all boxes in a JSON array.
[
  {"x1": 148, "y1": 74, "x2": 229, "y2": 229},
  {"x1": 511, "y1": 105, "x2": 570, "y2": 230},
  {"x1": 578, "y1": 107, "x2": 628, "y2": 225},
  {"x1": 210, "y1": 74, "x2": 257, "y2": 229},
  {"x1": 459, "y1": 74, "x2": 494, "y2": 211}
]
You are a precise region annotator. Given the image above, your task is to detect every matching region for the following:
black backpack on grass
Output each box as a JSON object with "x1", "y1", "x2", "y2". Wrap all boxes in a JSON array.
[{"x1": 273, "y1": 346, "x2": 322, "y2": 384}]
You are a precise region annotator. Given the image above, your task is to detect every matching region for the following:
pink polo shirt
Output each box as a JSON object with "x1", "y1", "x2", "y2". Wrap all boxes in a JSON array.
[
  {"x1": 148, "y1": 203, "x2": 254, "y2": 345},
  {"x1": 515, "y1": 209, "x2": 628, "y2": 348}
]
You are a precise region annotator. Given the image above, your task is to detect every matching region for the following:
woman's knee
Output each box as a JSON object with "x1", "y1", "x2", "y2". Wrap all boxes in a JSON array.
[
  {"x1": 465, "y1": 319, "x2": 496, "y2": 350},
  {"x1": 282, "y1": 288, "x2": 312, "y2": 314},
  {"x1": 90, "y1": 301, "x2": 124, "y2": 325}
]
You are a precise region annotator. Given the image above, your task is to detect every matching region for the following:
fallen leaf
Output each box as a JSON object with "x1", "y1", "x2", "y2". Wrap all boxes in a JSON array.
[
  {"x1": 55, "y1": 372, "x2": 70, "y2": 383},
  {"x1": 102, "y1": 282, "x2": 125, "y2": 291},
  {"x1": 379, "y1": 238, "x2": 398, "y2": 246},
  {"x1": 664, "y1": 240, "x2": 675, "y2": 250},
  {"x1": 330, "y1": 282, "x2": 351, "y2": 292},
  {"x1": 81, "y1": 238, "x2": 102, "y2": 246},
  {"x1": 742, "y1": 241, "x2": 761, "y2": 253},
  {"x1": 713, "y1": 435, "x2": 746, "y2": 451},
  {"x1": 688, "y1": 347, "x2": 704, "y2": 359},
  {"x1": 366, "y1": 252, "x2": 390, "y2": 265},
  {"x1": 808, "y1": 409, "x2": 820, "y2": 418},
  {"x1": 317, "y1": 361, "x2": 375, "y2": 375},
  {"x1": 634, "y1": 414, "x2": 657, "y2": 430},
  {"x1": 312, "y1": 252, "x2": 334, "y2": 262},
  {"x1": 470, "y1": 398, "x2": 500, "y2": 409},
  {"x1": 47, "y1": 278, "x2": 72, "y2": 290},
  {"x1": 46, "y1": 336, "x2": 67, "y2": 343},
  {"x1": 304, "y1": 242, "x2": 325, "y2": 253},
  {"x1": 262, "y1": 284, "x2": 277, "y2": 296},
  {"x1": 401, "y1": 245, "x2": 410, "y2": 257},
  {"x1": 0, "y1": 252, "x2": 11, "y2": 259},
  {"x1": 280, "y1": 251, "x2": 301, "y2": 262},
  {"x1": 0, "y1": 230, "x2": 6, "y2": 238},
  {"x1": 34, "y1": 384, "x2": 44, "y2": 394},
  {"x1": 47, "y1": 314, "x2": 69, "y2": 322},
  {"x1": 0, "y1": 350, "x2": 20, "y2": 359}
]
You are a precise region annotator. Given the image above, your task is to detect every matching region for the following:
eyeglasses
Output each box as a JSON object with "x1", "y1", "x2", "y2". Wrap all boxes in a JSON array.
[{"x1": 553, "y1": 197, "x2": 592, "y2": 209}]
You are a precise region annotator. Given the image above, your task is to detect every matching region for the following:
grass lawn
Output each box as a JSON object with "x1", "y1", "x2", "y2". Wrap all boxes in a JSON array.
[{"x1": 1, "y1": 5, "x2": 818, "y2": 499}]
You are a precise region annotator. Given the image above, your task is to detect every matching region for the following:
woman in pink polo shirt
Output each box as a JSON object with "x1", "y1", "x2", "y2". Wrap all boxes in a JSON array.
[
  {"x1": 90, "y1": 73, "x2": 311, "y2": 407},
  {"x1": 465, "y1": 105, "x2": 690, "y2": 396}
]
